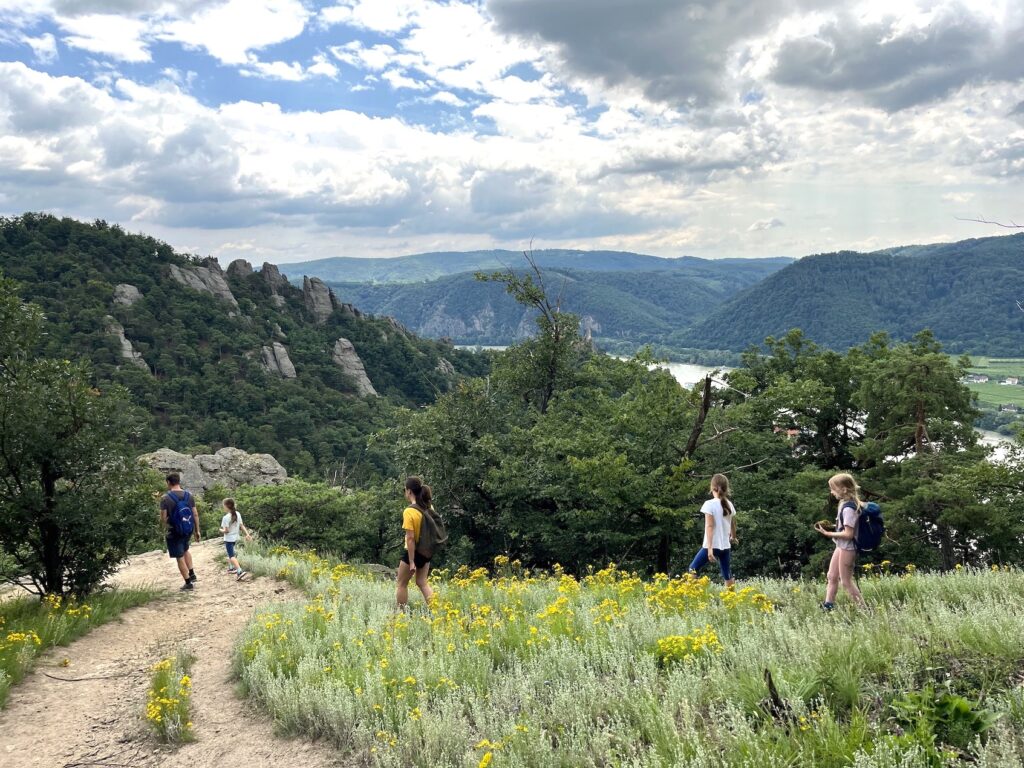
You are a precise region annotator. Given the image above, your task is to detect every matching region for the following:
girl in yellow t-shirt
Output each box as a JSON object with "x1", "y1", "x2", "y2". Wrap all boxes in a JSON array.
[{"x1": 396, "y1": 476, "x2": 435, "y2": 609}]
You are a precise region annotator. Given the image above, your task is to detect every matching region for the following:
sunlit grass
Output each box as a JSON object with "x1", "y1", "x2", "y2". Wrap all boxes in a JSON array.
[{"x1": 235, "y1": 545, "x2": 1024, "y2": 767}]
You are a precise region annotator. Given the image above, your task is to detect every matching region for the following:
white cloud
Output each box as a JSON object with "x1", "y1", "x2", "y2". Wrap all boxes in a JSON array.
[
  {"x1": 748, "y1": 217, "x2": 785, "y2": 231},
  {"x1": 430, "y1": 91, "x2": 467, "y2": 107},
  {"x1": 382, "y1": 68, "x2": 429, "y2": 91},
  {"x1": 157, "y1": 0, "x2": 310, "y2": 65},
  {"x1": 22, "y1": 32, "x2": 58, "y2": 63},
  {"x1": 59, "y1": 14, "x2": 151, "y2": 62}
]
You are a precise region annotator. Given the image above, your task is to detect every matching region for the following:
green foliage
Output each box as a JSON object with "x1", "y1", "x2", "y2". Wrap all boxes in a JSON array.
[
  {"x1": 0, "y1": 275, "x2": 155, "y2": 595},
  {"x1": 0, "y1": 588, "x2": 159, "y2": 707},
  {"x1": 680, "y1": 233, "x2": 1024, "y2": 354},
  {"x1": 891, "y1": 685, "x2": 1001, "y2": 758},
  {"x1": 0, "y1": 214, "x2": 489, "y2": 483},
  {"x1": 232, "y1": 480, "x2": 397, "y2": 563}
]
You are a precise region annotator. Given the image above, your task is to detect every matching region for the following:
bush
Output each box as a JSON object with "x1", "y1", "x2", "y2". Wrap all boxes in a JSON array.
[{"x1": 232, "y1": 479, "x2": 398, "y2": 563}]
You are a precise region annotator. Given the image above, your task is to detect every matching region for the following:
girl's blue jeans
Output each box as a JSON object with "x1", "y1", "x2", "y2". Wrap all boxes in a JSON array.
[{"x1": 688, "y1": 547, "x2": 732, "y2": 580}]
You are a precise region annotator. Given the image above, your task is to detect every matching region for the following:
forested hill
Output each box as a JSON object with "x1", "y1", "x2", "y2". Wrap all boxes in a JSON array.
[
  {"x1": 287, "y1": 248, "x2": 793, "y2": 284},
  {"x1": 325, "y1": 260, "x2": 790, "y2": 349},
  {"x1": 0, "y1": 214, "x2": 489, "y2": 479},
  {"x1": 677, "y1": 233, "x2": 1024, "y2": 354}
]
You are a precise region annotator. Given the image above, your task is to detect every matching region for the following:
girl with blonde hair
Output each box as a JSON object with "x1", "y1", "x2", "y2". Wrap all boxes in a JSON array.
[
  {"x1": 687, "y1": 473, "x2": 738, "y2": 587},
  {"x1": 815, "y1": 473, "x2": 867, "y2": 610}
]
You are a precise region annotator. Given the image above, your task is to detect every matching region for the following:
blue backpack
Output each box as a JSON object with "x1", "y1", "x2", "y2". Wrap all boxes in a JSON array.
[
  {"x1": 841, "y1": 501, "x2": 884, "y2": 553},
  {"x1": 168, "y1": 490, "x2": 195, "y2": 538}
]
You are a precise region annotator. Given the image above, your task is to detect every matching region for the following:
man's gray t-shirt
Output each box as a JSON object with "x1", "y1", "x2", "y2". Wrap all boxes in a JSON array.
[{"x1": 161, "y1": 490, "x2": 195, "y2": 536}]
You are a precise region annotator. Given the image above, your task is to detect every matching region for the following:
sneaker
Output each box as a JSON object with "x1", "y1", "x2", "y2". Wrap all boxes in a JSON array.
[
  {"x1": 227, "y1": 567, "x2": 238, "y2": 574},
  {"x1": 180, "y1": 581, "x2": 194, "y2": 591},
  {"x1": 188, "y1": 571, "x2": 197, "y2": 583},
  {"x1": 236, "y1": 570, "x2": 247, "y2": 581},
  {"x1": 820, "y1": 601, "x2": 834, "y2": 612}
]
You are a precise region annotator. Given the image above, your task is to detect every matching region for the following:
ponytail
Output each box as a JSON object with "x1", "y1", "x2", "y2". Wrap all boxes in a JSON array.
[
  {"x1": 711, "y1": 473, "x2": 733, "y2": 516},
  {"x1": 405, "y1": 476, "x2": 433, "y2": 510},
  {"x1": 224, "y1": 497, "x2": 237, "y2": 524}
]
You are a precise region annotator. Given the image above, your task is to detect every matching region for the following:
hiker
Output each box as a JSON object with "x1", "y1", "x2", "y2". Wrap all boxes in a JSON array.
[
  {"x1": 160, "y1": 473, "x2": 201, "y2": 591},
  {"x1": 687, "y1": 473, "x2": 738, "y2": 587},
  {"x1": 396, "y1": 476, "x2": 442, "y2": 609},
  {"x1": 220, "y1": 498, "x2": 253, "y2": 581},
  {"x1": 815, "y1": 473, "x2": 867, "y2": 610}
]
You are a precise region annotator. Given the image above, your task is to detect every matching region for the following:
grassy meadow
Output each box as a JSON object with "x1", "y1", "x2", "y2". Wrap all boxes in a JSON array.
[
  {"x1": 966, "y1": 357, "x2": 1024, "y2": 409},
  {"x1": 235, "y1": 546, "x2": 1024, "y2": 768}
]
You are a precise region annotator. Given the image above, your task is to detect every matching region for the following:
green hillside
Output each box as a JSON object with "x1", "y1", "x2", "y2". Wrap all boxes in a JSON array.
[
  {"x1": 678, "y1": 233, "x2": 1024, "y2": 354},
  {"x1": 286, "y1": 249, "x2": 793, "y2": 284},
  {"x1": 0, "y1": 214, "x2": 489, "y2": 480},
  {"x1": 328, "y1": 264, "x2": 782, "y2": 348}
]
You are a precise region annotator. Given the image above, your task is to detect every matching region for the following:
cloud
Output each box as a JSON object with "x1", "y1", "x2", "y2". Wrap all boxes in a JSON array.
[
  {"x1": 22, "y1": 32, "x2": 58, "y2": 63},
  {"x1": 487, "y1": 0, "x2": 811, "y2": 107},
  {"x1": 748, "y1": 217, "x2": 784, "y2": 231},
  {"x1": 769, "y1": 7, "x2": 1024, "y2": 111}
]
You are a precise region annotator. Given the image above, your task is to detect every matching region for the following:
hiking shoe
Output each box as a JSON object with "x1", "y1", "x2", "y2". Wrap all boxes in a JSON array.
[
  {"x1": 236, "y1": 570, "x2": 247, "y2": 581},
  {"x1": 188, "y1": 572, "x2": 197, "y2": 583},
  {"x1": 820, "y1": 601, "x2": 834, "y2": 612},
  {"x1": 227, "y1": 567, "x2": 238, "y2": 574},
  {"x1": 180, "y1": 581, "x2": 194, "y2": 591}
]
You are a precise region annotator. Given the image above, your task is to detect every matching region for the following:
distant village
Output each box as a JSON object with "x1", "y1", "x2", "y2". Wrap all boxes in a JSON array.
[{"x1": 965, "y1": 374, "x2": 1022, "y2": 413}]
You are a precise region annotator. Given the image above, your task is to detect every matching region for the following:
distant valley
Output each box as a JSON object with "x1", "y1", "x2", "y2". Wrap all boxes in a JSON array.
[{"x1": 285, "y1": 235, "x2": 1024, "y2": 357}]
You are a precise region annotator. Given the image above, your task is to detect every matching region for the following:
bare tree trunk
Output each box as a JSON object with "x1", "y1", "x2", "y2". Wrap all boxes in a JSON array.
[{"x1": 40, "y1": 465, "x2": 63, "y2": 595}]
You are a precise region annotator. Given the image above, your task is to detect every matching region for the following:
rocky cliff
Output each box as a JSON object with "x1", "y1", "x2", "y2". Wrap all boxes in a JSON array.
[{"x1": 139, "y1": 447, "x2": 288, "y2": 494}]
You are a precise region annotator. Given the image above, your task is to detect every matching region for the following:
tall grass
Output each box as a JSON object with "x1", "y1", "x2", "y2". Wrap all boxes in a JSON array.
[
  {"x1": 0, "y1": 588, "x2": 160, "y2": 707},
  {"x1": 145, "y1": 648, "x2": 195, "y2": 743},
  {"x1": 236, "y1": 547, "x2": 1024, "y2": 767}
]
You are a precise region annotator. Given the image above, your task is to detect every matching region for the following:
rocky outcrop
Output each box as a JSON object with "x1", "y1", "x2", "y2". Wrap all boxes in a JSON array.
[
  {"x1": 168, "y1": 262, "x2": 239, "y2": 307},
  {"x1": 227, "y1": 259, "x2": 253, "y2": 279},
  {"x1": 113, "y1": 283, "x2": 142, "y2": 307},
  {"x1": 139, "y1": 447, "x2": 288, "y2": 495},
  {"x1": 303, "y1": 276, "x2": 335, "y2": 323},
  {"x1": 436, "y1": 358, "x2": 456, "y2": 376},
  {"x1": 260, "y1": 342, "x2": 297, "y2": 379},
  {"x1": 332, "y1": 338, "x2": 378, "y2": 397},
  {"x1": 104, "y1": 316, "x2": 149, "y2": 372},
  {"x1": 261, "y1": 263, "x2": 289, "y2": 292}
]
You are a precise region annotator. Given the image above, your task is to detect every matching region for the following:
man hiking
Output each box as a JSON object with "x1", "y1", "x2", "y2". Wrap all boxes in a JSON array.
[{"x1": 160, "y1": 473, "x2": 201, "y2": 591}]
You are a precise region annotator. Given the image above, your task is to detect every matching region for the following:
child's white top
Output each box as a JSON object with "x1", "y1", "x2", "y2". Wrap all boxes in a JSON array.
[
  {"x1": 700, "y1": 498, "x2": 735, "y2": 550},
  {"x1": 221, "y1": 512, "x2": 243, "y2": 542}
]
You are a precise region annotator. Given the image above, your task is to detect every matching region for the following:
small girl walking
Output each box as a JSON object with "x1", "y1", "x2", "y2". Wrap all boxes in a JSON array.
[
  {"x1": 687, "y1": 473, "x2": 738, "y2": 587},
  {"x1": 815, "y1": 473, "x2": 867, "y2": 610},
  {"x1": 220, "y1": 498, "x2": 253, "y2": 581}
]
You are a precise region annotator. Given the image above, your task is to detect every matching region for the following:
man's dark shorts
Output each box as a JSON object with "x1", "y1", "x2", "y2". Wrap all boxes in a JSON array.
[{"x1": 167, "y1": 533, "x2": 191, "y2": 559}]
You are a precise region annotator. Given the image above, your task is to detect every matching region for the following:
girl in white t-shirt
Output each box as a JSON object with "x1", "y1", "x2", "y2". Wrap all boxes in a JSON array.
[
  {"x1": 814, "y1": 473, "x2": 866, "y2": 610},
  {"x1": 219, "y1": 498, "x2": 253, "y2": 581},
  {"x1": 686, "y1": 474, "x2": 737, "y2": 587}
]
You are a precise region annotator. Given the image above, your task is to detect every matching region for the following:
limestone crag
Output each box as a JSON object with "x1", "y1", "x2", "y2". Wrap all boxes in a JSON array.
[
  {"x1": 303, "y1": 276, "x2": 335, "y2": 323},
  {"x1": 261, "y1": 263, "x2": 289, "y2": 292},
  {"x1": 227, "y1": 259, "x2": 254, "y2": 279},
  {"x1": 168, "y1": 262, "x2": 239, "y2": 307},
  {"x1": 138, "y1": 447, "x2": 288, "y2": 494},
  {"x1": 260, "y1": 342, "x2": 297, "y2": 379},
  {"x1": 104, "y1": 316, "x2": 149, "y2": 371},
  {"x1": 113, "y1": 284, "x2": 142, "y2": 307},
  {"x1": 332, "y1": 338, "x2": 378, "y2": 397},
  {"x1": 436, "y1": 357, "x2": 456, "y2": 376}
]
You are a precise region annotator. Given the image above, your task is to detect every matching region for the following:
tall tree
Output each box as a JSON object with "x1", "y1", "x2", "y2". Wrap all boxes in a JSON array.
[{"x1": 0, "y1": 276, "x2": 151, "y2": 596}]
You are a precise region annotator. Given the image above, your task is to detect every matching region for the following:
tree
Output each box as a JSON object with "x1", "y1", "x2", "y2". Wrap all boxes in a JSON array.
[{"x1": 0, "y1": 276, "x2": 151, "y2": 596}]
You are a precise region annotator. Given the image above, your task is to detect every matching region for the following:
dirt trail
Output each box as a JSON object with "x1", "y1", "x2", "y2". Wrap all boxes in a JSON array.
[{"x1": 0, "y1": 540, "x2": 344, "y2": 768}]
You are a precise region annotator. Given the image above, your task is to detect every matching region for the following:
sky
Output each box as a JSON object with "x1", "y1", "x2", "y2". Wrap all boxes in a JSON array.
[{"x1": 0, "y1": 0, "x2": 1021, "y2": 265}]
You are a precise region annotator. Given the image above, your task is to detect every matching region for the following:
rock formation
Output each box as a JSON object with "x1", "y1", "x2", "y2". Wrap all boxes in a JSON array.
[
  {"x1": 104, "y1": 316, "x2": 149, "y2": 371},
  {"x1": 261, "y1": 263, "x2": 289, "y2": 292},
  {"x1": 168, "y1": 262, "x2": 239, "y2": 307},
  {"x1": 332, "y1": 338, "x2": 378, "y2": 397},
  {"x1": 260, "y1": 342, "x2": 297, "y2": 379},
  {"x1": 436, "y1": 358, "x2": 456, "y2": 376},
  {"x1": 227, "y1": 259, "x2": 254, "y2": 279},
  {"x1": 139, "y1": 447, "x2": 288, "y2": 495},
  {"x1": 113, "y1": 283, "x2": 142, "y2": 307},
  {"x1": 303, "y1": 276, "x2": 335, "y2": 324}
]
